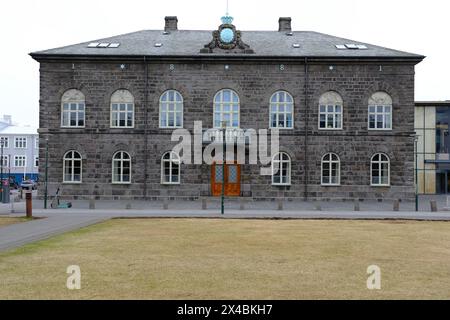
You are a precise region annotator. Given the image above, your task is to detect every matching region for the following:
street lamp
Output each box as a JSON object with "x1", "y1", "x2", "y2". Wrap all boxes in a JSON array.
[
  {"x1": 221, "y1": 121, "x2": 226, "y2": 215},
  {"x1": 44, "y1": 137, "x2": 49, "y2": 209},
  {"x1": 0, "y1": 139, "x2": 4, "y2": 202},
  {"x1": 414, "y1": 135, "x2": 419, "y2": 212}
]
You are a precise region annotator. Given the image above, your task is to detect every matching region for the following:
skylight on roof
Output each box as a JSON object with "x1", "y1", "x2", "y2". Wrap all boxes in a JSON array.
[
  {"x1": 292, "y1": 43, "x2": 300, "y2": 48},
  {"x1": 154, "y1": 43, "x2": 163, "y2": 47},
  {"x1": 335, "y1": 44, "x2": 369, "y2": 50},
  {"x1": 87, "y1": 42, "x2": 121, "y2": 48}
]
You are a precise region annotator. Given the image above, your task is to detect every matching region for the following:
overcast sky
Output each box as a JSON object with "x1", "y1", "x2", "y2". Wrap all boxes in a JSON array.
[{"x1": 1, "y1": 0, "x2": 448, "y2": 127}]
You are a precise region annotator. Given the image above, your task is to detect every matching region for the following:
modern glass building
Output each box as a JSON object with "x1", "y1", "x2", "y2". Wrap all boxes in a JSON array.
[{"x1": 415, "y1": 101, "x2": 450, "y2": 194}]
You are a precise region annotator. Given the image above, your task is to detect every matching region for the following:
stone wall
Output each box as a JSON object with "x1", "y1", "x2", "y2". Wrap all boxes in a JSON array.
[{"x1": 37, "y1": 60, "x2": 416, "y2": 201}]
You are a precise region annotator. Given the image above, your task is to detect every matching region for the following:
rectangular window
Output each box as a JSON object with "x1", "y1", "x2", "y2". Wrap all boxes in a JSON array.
[
  {"x1": 0, "y1": 136, "x2": 9, "y2": 148},
  {"x1": 319, "y1": 105, "x2": 342, "y2": 129},
  {"x1": 15, "y1": 137, "x2": 27, "y2": 148},
  {"x1": 14, "y1": 156, "x2": 26, "y2": 167},
  {"x1": 368, "y1": 105, "x2": 392, "y2": 130},
  {"x1": 111, "y1": 103, "x2": 134, "y2": 128},
  {"x1": 35, "y1": 137, "x2": 39, "y2": 149},
  {"x1": 34, "y1": 156, "x2": 39, "y2": 167},
  {"x1": 1, "y1": 155, "x2": 8, "y2": 167},
  {"x1": 62, "y1": 103, "x2": 85, "y2": 127}
]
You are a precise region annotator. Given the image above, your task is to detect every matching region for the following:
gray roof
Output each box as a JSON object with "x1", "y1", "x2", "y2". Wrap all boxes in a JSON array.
[{"x1": 31, "y1": 29, "x2": 424, "y2": 60}]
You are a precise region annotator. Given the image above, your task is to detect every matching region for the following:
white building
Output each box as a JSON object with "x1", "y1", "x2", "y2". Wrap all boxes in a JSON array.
[{"x1": 0, "y1": 115, "x2": 39, "y2": 184}]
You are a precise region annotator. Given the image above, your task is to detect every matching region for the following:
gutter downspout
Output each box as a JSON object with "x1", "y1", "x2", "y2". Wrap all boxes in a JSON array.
[
  {"x1": 304, "y1": 57, "x2": 309, "y2": 200},
  {"x1": 143, "y1": 56, "x2": 149, "y2": 199}
]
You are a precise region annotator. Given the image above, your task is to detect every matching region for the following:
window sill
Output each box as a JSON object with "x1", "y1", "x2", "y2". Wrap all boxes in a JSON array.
[
  {"x1": 318, "y1": 128, "x2": 343, "y2": 131},
  {"x1": 272, "y1": 183, "x2": 291, "y2": 186},
  {"x1": 321, "y1": 183, "x2": 341, "y2": 186},
  {"x1": 111, "y1": 182, "x2": 132, "y2": 185},
  {"x1": 161, "y1": 182, "x2": 181, "y2": 185},
  {"x1": 62, "y1": 181, "x2": 82, "y2": 184},
  {"x1": 370, "y1": 184, "x2": 391, "y2": 187}
]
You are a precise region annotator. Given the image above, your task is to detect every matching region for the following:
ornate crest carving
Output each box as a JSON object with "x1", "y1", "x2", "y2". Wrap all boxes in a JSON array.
[{"x1": 200, "y1": 16, "x2": 254, "y2": 54}]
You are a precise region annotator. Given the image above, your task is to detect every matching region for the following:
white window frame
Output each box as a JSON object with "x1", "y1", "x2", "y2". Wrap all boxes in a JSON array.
[
  {"x1": 14, "y1": 155, "x2": 26, "y2": 168},
  {"x1": 0, "y1": 136, "x2": 9, "y2": 148},
  {"x1": 159, "y1": 90, "x2": 183, "y2": 128},
  {"x1": 63, "y1": 150, "x2": 82, "y2": 183},
  {"x1": 1, "y1": 155, "x2": 8, "y2": 167},
  {"x1": 321, "y1": 153, "x2": 341, "y2": 186},
  {"x1": 269, "y1": 91, "x2": 294, "y2": 129},
  {"x1": 271, "y1": 152, "x2": 291, "y2": 186},
  {"x1": 213, "y1": 89, "x2": 240, "y2": 128},
  {"x1": 110, "y1": 90, "x2": 135, "y2": 128},
  {"x1": 370, "y1": 153, "x2": 390, "y2": 186},
  {"x1": 318, "y1": 91, "x2": 343, "y2": 130},
  {"x1": 61, "y1": 89, "x2": 86, "y2": 128},
  {"x1": 34, "y1": 156, "x2": 39, "y2": 168},
  {"x1": 368, "y1": 92, "x2": 393, "y2": 130},
  {"x1": 112, "y1": 151, "x2": 131, "y2": 184},
  {"x1": 35, "y1": 137, "x2": 39, "y2": 149},
  {"x1": 161, "y1": 151, "x2": 180, "y2": 185},
  {"x1": 15, "y1": 137, "x2": 27, "y2": 149}
]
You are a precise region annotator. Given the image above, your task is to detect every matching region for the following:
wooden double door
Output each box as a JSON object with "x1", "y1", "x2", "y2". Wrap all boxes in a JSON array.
[{"x1": 211, "y1": 162, "x2": 241, "y2": 196}]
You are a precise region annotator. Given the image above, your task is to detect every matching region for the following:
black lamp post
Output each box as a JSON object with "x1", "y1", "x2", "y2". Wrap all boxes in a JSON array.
[
  {"x1": 44, "y1": 137, "x2": 49, "y2": 209},
  {"x1": 221, "y1": 121, "x2": 226, "y2": 215},
  {"x1": 0, "y1": 139, "x2": 4, "y2": 202},
  {"x1": 415, "y1": 135, "x2": 419, "y2": 212}
]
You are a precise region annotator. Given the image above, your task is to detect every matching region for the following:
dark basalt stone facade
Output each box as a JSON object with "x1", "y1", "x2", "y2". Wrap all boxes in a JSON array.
[{"x1": 31, "y1": 16, "x2": 424, "y2": 201}]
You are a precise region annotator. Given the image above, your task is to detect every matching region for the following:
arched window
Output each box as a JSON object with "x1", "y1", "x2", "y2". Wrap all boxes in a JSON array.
[
  {"x1": 61, "y1": 89, "x2": 85, "y2": 128},
  {"x1": 321, "y1": 153, "x2": 340, "y2": 185},
  {"x1": 270, "y1": 91, "x2": 294, "y2": 129},
  {"x1": 111, "y1": 90, "x2": 134, "y2": 128},
  {"x1": 319, "y1": 91, "x2": 343, "y2": 129},
  {"x1": 213, "y1": 89, "x2": 240, "y2": 128},
  {"x1": 159, "y1": 90, "x2": 183, "y2": 128},
  {"x1": 112, "y1": 151, "x2": 131, "y2": 183},
  {"x1": 161, "y1": 151, "x2": 180, "y2": 184},
  {"x1": 272, "y1": 152, "x2": 291, "y2": 185},
  {"x1": 63, "y1": 150, "x2": 82, "y2": 183},
  {"x1": 371, "y1": 153, "x2": 390, "y2": 186},
  {"x1": 368, "y1": 92, "x2": 392, "y2": 130}
]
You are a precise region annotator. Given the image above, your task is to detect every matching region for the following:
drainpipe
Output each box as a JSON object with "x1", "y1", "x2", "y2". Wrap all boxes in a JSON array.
[
  {"x1": 143, "y1": 56, "x2": 149, "y2": 199},
  {"x1": 304, "y1": 57, "x2": 309, "y2": 200}
]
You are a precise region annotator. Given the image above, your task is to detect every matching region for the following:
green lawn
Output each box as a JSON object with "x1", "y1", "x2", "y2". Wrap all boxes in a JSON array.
[{"x1": 1, "y1": 218, "x2": 450, "y2": 299}]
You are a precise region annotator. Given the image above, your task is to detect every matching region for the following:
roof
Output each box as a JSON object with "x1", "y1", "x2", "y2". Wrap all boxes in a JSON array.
[
  {"x1": 415, "y1": 101, "x2": 450, "y2": 107},
  {"x1": 30, "y1": 29, "x2": 424, "y2": 61},
  {"x1": 0, "y1": 125, "x2": 38, "y2": 135}
]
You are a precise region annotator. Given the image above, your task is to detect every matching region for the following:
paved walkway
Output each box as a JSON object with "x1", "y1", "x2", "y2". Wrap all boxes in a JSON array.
[{"x1": 1, "y1": 196, "x2": 450, "y2": 253}]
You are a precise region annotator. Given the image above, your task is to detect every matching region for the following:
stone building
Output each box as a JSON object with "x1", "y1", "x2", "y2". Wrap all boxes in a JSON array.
[{"x1": 30, "y1": 15, "x2": 424, "y2": 201}]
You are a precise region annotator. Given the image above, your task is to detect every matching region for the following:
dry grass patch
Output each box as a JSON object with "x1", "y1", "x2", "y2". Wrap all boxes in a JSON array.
[
  {"x1": 0, "y1": 217, "x2": 30, "y2": 227},
  {"x1": 1, "y1": 218, "x2": 450, "y2": 299}
]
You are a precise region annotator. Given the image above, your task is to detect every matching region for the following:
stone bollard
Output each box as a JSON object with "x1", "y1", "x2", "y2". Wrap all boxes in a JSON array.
[
  {"x1": 277, "y1": 198, "x2": 283, "y2": 211},
  {"x1": 354, "y1": 201, "x2": 360, "y2": 211},
  {"x1": 163, "y1": 197, "x2": 169, "y2": 210},
  {"x1": 315, "y1": 201, "x2": 322, "y2": 211},
  {"x1": 393, "y1": 199, "x2": 400, "y2": 212},
  {"x1": 430, "y1": 200, "x2": 437, "y2": 212},
  {"x1": 202, "y1": 198, "x2": 207, "y2": 210},
  {"x1": 89, "y1": 198, "x2": 95, "y2": 210},
  {"x1": 239, "y1": 198, "x2": 245, "y2": 211},
  {"x1": 125, "y1": 203, "x2": 132, "y2": 210}
]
